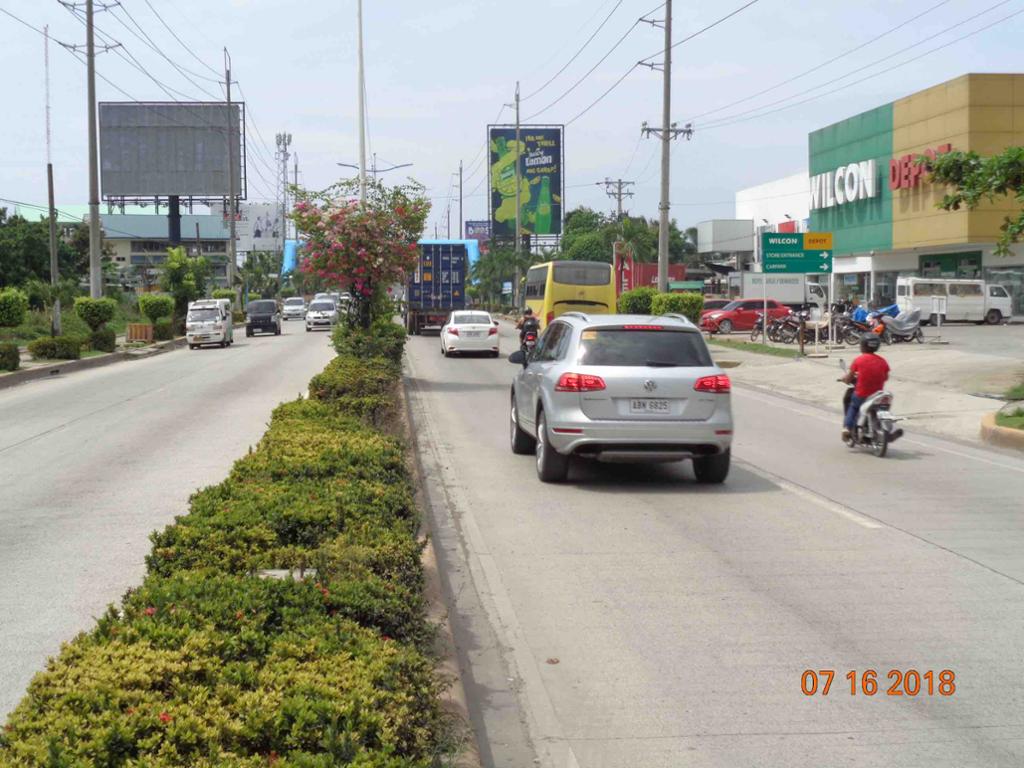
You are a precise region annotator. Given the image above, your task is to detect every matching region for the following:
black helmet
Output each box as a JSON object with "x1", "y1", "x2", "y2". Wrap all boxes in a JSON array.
[
  {"x1": 860, "y1": 334, "x2": 881, "y2": 353},
  {"x1": 523, "y1": 307, "x2": 534, "y2": 316}
]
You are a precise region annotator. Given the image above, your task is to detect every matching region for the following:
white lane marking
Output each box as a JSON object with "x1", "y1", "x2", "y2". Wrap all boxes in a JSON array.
[
  {"x1": 734, "y1": 386, "x2": 1024, "y2": 475},
  {"x1": 734, "y1": 458, "x2": 882, "y2": 529}
]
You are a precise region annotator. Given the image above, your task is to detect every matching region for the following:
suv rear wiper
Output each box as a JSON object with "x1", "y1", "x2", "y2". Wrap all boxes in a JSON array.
[{"x1": 645, "y1": 360, "x2": 680, "y2": 367}]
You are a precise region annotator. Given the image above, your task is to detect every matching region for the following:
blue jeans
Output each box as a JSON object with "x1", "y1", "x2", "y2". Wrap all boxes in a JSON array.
[{"x1": 844, "y1": 394, "x2": 865, "y2": 431}]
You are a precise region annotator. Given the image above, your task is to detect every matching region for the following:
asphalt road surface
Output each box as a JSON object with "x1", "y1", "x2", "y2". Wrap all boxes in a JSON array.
[
  {"x1": 406, "y1": 322, "x2": 1024, "y2": 768},
  {"x1": 0, "y1": 325, "x2": 335, "y2": 718}
]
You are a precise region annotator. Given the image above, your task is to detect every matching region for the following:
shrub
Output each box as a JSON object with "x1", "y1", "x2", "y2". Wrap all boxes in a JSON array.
[
  {"x1": 0, "y1": 342, "x2": 19, "y2": 371},
  {"x1": 332, "y1": 321, "x2": 406, "y2": 364},
  {"x1": 89, "y1": 326, "x2": 117, "y2": 353},
  {"x1": 651, "y1": 291, "x2": 705, "y2": 323},
  {"x1": 73, "y1": 296, "x2": 117, "y2": 331},
  {"x1": 232, "y1": 309, "x2": 245, "y2": 325},
  {"x1": 310, "y1": 355, "x2": 399, "y2": 425},
  {"x1": 617, "y1": 286, "x2": 658, "y2": 315},
  {"x1": 0, "y1": 287, "x2": 29, "y2": 327},
  {"x1": 211, "y1": 288, "x2": 236, "y2": 303},
  {"x1": 138, "y1": 293, "x2": 175, "y2": 325},
  {"x1": 153, "y1": 317, "x2": 174, "y2": 341},
  {"x1": 26, "y1": 335, "x2": 81, "y2": 360},
  {"x1": 22, "y1": 279, "x2": 50, "y2": 312}
]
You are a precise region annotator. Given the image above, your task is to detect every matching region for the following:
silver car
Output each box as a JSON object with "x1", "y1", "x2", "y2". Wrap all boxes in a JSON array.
[
  {"x1": 282, "y1": 297, "x2": 307, "y2": 321},
  {"x1": 305, "y1": 300, "x2": 338, "y2": 331},
  {"x1": 507, "y1": 313, "x2": 733, "y2": 483}
]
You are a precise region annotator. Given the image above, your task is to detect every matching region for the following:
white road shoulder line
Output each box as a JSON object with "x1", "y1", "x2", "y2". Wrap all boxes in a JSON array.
[{"x1": 734, "y1": 457, "x2": 883, "y2": 530}]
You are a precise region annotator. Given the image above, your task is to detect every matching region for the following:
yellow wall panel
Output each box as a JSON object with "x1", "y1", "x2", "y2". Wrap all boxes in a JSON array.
[{"x1": 968, "y1": 75, "x2": 1014, "y2": 105}]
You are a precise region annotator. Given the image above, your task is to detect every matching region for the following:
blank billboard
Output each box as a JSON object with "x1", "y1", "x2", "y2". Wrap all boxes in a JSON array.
[{"x1": 99, "y1": 102, "x2": 242, "y2": 198}]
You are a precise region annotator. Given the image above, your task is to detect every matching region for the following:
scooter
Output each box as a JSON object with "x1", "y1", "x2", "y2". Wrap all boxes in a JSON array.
[
  {"x1": 880, "y1": 309, "x2": 924, "y2": 343},
  {"x1": 839, "y1": 360, "x2": 904, "y2": 457}
]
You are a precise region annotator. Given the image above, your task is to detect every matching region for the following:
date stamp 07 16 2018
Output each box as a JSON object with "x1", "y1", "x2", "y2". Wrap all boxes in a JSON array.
[{"x1": 801, "y1": 669, "x2": 956, "y2": 697}]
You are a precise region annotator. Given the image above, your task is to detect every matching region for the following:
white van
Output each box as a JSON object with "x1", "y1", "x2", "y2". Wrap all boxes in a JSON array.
[
  {"x1": 186, "y1": 299, "x2": 234, "y2": 349},
  {"x1": 896, "y1": 277, "x2": 1013, "y2": 325}
]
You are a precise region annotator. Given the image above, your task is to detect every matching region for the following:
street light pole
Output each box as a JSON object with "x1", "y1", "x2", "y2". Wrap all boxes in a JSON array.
[
  {"x1": 356, "y1": 0, "x2": 367, "y2": 201},
  {"x1": 514, "y1": 81, "x2": 522, "y2": 308},
  {"x1": 224, "y1": 48, "x2": 237, "y2": 290}
]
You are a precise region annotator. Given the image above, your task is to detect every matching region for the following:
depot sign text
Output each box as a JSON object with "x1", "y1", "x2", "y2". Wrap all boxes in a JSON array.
[{"x1": 810, "y1": 159, "x2": 879, "y2": 210}]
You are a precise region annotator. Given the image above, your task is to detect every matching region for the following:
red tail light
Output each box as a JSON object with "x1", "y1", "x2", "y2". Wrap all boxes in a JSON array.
[
  {"x1": 624, "y1": 324, "x2": 664, "y2": 330},
  {"x1": 694, "y1": 374, "x2": 731, "y2": 393},
  {"x1": 555, "y1": 372, "x2": 606, "y2": 392},
  {"x1": 449, "y1": 328, "x2": 459, "y2": 336},
  {"x1": 546, "y1": 311, "x2": 555, "y2": 326},
  {"x1": 488, "y1": 326, "x2": 498, "y2": 336}
]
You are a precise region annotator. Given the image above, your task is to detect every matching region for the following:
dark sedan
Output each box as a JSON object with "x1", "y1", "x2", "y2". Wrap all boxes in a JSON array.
[{"x1": 245, "y1": 300, "x2": 282, "y2": 337}]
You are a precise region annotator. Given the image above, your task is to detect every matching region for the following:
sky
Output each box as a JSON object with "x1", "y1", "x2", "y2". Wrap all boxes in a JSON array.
[{"x1": 1, "y1": 0, "x2": 1023, "y2": 237}]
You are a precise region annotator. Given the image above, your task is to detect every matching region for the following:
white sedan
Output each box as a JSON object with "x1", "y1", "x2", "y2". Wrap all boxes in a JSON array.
[{"x1": 440, "y1": 311, "x2": 501, "y2": 357}]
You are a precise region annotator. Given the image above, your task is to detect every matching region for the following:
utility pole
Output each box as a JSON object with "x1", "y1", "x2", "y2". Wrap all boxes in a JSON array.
[
  {"x1": 293, "y1": 154, "x2": 299, "y2": 240},
  {"x1": 45, "y1": 25, "x2": 61, "y2": 335},
  {"x1": 514, "y1": 82, "x2": 522, "y2": 307},
  {"x1": 356, "y1": 0, "x2": 367, "y2": 201},
  {"x1": 86, "y1": 0, "x2": 102, "y2": 297},
  {"x1": 224, "y1": 48, "x2": 237, "y2": 290},
  {"x1": 276, "y1": 133, "x2": 292, "y2": 265},
  {"x1": 459, "y1": 160, "x2": 464, "y2": 239},
  {"x1": 601, "y1": 178, "x2": 635, "y2": 221},
  {"x1": 640, "y1": 0, "x2": 693, "y2": 292}
]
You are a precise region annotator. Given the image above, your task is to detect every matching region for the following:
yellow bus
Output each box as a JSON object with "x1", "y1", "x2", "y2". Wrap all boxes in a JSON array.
[{"x1": 524, "y1": 260, "x2": 617, "y2": 329}]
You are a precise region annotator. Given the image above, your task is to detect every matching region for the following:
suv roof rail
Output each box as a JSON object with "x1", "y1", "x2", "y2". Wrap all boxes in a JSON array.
[{"x1": 561, "y1": 311, "x2": 589, "y2": 321}]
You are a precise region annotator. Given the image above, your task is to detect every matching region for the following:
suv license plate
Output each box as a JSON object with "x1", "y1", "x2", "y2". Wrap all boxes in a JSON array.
[{"x1": 631, "y1": 399, "x2": 670, "y2": 414}]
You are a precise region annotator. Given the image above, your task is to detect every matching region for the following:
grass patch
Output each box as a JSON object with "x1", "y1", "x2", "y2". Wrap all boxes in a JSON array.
[
  {"x1": 996, "y1": 409, "x2": 1024, "y2": 430},
  {"x1": 708, "y1": 337, "x2": 802, "y2": 359},
  {"x1": 1005, "y1": 382, "x2": 1024, "y2": 401},
  {"x1": 0, "y1": 304, "x2": 142, "y2": 347}
]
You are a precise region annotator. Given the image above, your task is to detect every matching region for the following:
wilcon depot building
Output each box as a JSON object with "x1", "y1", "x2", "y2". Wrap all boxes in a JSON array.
[{"x1": 730, "y1": 73, "x2": 1024, "y2": 315}]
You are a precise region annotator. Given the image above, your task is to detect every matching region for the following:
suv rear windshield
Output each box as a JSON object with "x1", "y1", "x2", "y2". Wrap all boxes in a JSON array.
[
  {"x1": 578, "y1": 328, "x2": 712, "y2": 367},
  {"x1": 553, "y1": 262, "x2": 611, "y2": 286},
  {"x1": 248, "y1": 301, "x2": 277, "y2": 314}
]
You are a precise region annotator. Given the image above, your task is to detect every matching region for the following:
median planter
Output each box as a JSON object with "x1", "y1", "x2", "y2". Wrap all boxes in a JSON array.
[
  {"x1": 981, "y1": 410, "x2": 1024, "y2": 451},
  {"x1": 126, "y1": 322, "x2": 154, "y2": 343}
]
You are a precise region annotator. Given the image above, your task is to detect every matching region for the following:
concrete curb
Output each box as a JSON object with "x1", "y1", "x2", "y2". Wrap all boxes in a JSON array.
[
  {"x1": 0, "y1": 337, "x2": 187, "y2": 392},
  {"x1": 396, "y1": 382, "x2": 484, "y2": 768},
  {"x1": 980, "y1": 412, "x2": 1024, "y2": 451}
]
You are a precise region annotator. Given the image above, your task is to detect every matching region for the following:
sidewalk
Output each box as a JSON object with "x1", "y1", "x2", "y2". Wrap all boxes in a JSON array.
[{"x1": 711, "y1": 340, "x2": 1022, "y2": 445}]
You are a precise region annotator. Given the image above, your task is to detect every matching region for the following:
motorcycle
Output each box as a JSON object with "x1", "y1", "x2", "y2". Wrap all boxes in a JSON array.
[
  {"x1": 880, "y1": 309, "x2": 925, "y2": 343},
  {"x1": 835, "y1": 312, "x2": 888, "y2": 346},
  {"x1": 520, "y1": 318, "x2": 540, "y2": 356},
  {"x1": 839, "y1": 360, "x2": 904, "y2": 457}
]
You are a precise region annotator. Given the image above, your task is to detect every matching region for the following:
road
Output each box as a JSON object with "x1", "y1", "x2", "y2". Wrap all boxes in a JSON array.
[
  {"x1": 406, "y1": 322, "x2": 1024, "y2": 768},
  {"x1": 0, "y1": 325, "x2": 335, "y2": 718}
]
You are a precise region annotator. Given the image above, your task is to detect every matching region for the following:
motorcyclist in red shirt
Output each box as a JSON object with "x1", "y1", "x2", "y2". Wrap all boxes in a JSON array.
[{"x1": 841, "y1": 334, "x2": 890, "y2": 442}]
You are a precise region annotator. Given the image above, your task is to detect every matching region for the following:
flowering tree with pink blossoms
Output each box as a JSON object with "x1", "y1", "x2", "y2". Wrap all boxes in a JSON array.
[{"x1": 290, "y1": 178, "x2": 429, "y2": 328}]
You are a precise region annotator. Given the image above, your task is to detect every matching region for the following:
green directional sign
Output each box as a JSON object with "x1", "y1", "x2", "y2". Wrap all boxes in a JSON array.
[{"x1": 762, "y1": 232, "x2": 833, "y2": 274}]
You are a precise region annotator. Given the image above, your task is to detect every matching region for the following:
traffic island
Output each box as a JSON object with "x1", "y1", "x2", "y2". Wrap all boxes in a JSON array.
[{"x1": 981, "y1": 406, "x2": 1024, "y2": 451}]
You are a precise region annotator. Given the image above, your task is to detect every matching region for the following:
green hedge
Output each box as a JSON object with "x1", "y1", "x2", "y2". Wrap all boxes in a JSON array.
[
  {"x1": 332, "y1": 321, "x2": 406, "y2": 365},
  {"x1": 211, "y1": 288, "x2": 236, "y2": 304},
  {"x1": 138, "y1": 294, "x2": 175, "y2": 325},
  {"x1": 89, "y1": 327, "x2": 117, "y2": 353},
  {"x1": 153, "y1": 317, "x2": 175, "y2": 341},
  {"x1": 26, "y1": 335, "x2": 81, "y2": 360},
  {"x1": 651, "y1": 292, "x2": 705, "y2": 323},
  {"x1": 617, "y1": 286, "x2": 658, "y2": 314},
  {"x1": 0, "y1": 342, "x2": 18, "y2": 372},
  {"x1": 0, "y1": 288, "x2": 29, "y2": 328},
  {"x1": 309, "y1": 355, "x2": 399, "y2": 426},
  {"x1": 0, "y1": 322, "x2": 455, "y2": 766},
  {"x1": 73, "y1": 296, "x2": 117, "y2": 331}
]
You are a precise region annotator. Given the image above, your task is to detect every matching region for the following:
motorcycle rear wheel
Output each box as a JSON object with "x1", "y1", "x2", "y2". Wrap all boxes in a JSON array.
[{"x1": 872, "y1": 430, "x2": 889, "y2": 458}]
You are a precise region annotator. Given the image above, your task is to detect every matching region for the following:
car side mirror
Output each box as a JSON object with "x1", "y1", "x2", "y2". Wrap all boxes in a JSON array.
[
  {"x1": 493, "y1": 321, "x2": 500, "y2": 327},
  {"x1": 508, "y1": 350, "x2": 526, "y2": 366}
]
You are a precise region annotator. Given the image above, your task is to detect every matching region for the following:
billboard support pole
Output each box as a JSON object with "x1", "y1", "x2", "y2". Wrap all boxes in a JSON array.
[
  {"x1": 86, "y1": 0, "x2": 103, "y2": 298},
  {"x1": 224, "y1": 49, "x2": 237, "y2": 289},
  {"x1": 168, "y1": 196, "x2": 181, "y2": 247},
  {"x1": 45, "y1": 25, "x2": 61, "y2": 335},
  {"x1": 513, "y1": 82, "x2": 522, "y2": 309}
]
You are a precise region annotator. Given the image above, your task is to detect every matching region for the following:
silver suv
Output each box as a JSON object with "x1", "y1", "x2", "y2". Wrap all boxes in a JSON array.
[{"x1": 508, "y1": 313, "x2": 733, "y2": 483}]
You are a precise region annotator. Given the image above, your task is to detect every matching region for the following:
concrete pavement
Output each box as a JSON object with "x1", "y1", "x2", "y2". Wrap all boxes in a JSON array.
[
  {"x1": 406, "y1": 322, "x2": 1024, "y2": 768},
  {"x1": 0, "y1": 324, "x2": 335, "y2": 719}
]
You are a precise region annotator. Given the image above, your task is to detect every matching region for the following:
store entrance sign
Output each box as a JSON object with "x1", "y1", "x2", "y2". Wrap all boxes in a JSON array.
[
  {"x1": 809, "y1": 160, "x2": 879, "y2": 210},
  {"x1": 762, "y1": 233, "x2": 834, "y2": 274}
]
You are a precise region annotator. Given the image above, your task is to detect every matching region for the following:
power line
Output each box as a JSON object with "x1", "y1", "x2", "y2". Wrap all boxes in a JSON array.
[
  {"x1": 639, "y1": 0, "x2": 762, "y2": 62},
  {"x1": 686, "y1": 0, "x2": 955, "y2": 122},
  {"x1": 521, "y1": 0, "x2": 626, "y2": 101},
  {"x1": 140, "y1": 0, "x2": 221, "y2": 77},
  {"x1": 699, "y1": 0, "x2": 1021, "y2": 131}
]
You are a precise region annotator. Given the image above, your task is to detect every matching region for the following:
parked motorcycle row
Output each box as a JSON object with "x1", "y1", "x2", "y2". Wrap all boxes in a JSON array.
[{"x1": 748, "y1": 304, "x2": 926, "y2": 346}]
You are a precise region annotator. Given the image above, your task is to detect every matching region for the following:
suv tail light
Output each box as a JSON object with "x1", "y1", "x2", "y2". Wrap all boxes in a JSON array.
[
  {"x1": 488, "y1": 326, "x2": 498, "y2": 336},
  {"x1": 555, "y1": 373, "x2": 606, "y2": 392},
  {"x1": 694, "y1": 374, "x2": 731, "y2": 393}
]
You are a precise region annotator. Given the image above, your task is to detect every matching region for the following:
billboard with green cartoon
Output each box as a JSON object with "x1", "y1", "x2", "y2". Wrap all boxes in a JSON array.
[{"x1": 488, "y1": 125, "x2": 563, "y2": 238}]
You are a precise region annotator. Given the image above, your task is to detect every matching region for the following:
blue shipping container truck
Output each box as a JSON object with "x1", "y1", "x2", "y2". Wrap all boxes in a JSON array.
[{"x1": 405, "y1": 241, "x2": 471, "y2": 335}]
